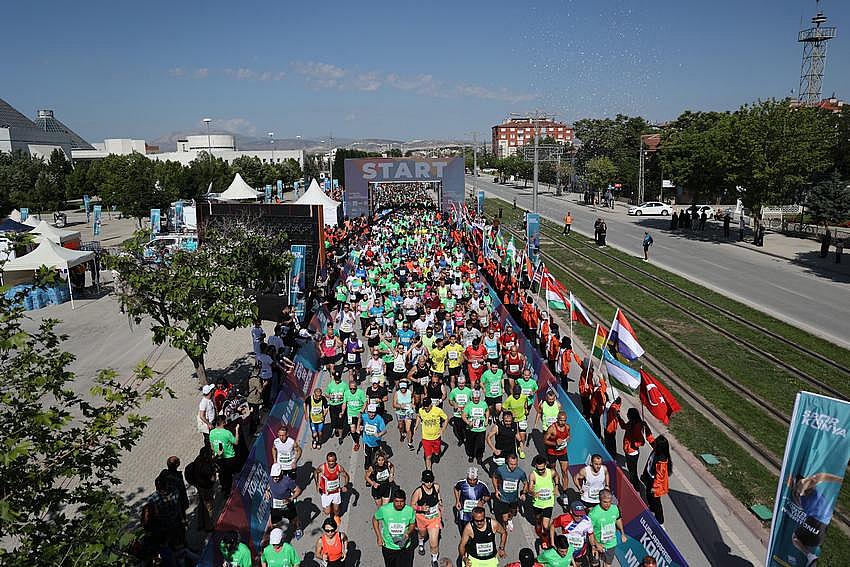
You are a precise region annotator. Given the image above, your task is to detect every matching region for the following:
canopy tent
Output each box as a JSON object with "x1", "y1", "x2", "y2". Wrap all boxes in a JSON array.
[
  {"x1": 0, "y1": 218, "x2": 34, "y2": 233},
  {"x1": 2, "y1": 236, "x2": 95, "y2": 308},
  {"x1": 219, "y1": 173, "x2": 260, "y2": 202},
  {"x1": 295, "y1": 179, "x2": 341, "y2": 227},
  {"x1": 28, "y1": 220, "x2": 81, "y2": 248}
]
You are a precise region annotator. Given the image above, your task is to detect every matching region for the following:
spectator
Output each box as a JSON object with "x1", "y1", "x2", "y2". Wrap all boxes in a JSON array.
[
  {"x1": 185, "y1": 446, "x2": 217, "y2": 532},
  {"x1": 197, "y1": 384, "x2": 216, "y2": 447},
  {"x1": 159, "y1": 456, "x2": 189, "y2": 513}
]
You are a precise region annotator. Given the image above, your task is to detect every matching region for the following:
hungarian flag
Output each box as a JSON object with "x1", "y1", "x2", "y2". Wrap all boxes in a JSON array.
[
  {"x1": 544, "y1": 272, "x2": 568, "y2": 311},
  {"x1": 639, "y1": 368, "x2": 682, "y2": 424},
  {"x1": 569, "y1": 292, "x2": 593, "y2": 327},
  {"x1": 591, "y1": 324, "x2": 609, "y2": 358},
  {"x1": 609, "y1": 309, "x2": 645, "y2": 361}
]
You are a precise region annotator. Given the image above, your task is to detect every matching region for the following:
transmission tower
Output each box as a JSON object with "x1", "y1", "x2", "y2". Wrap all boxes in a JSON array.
[{"x1": 797, "y1": 0, "x2": 836, "y2": 106}]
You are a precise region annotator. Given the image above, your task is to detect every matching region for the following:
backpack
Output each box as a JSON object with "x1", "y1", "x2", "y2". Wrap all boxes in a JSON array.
[{"x1": 184, "y1": 461, "x2": 199, "y2": 488}]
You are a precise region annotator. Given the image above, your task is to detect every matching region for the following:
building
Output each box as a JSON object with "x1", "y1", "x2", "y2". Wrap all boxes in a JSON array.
[
  {"x1": 491, "y1": 116, "x2": 574, "y2": 158},
  {"x1": 0, "y1": 98, "x2": 76, "y2": 158},
  {"x1": 72, "y1": 138, "x2": 157, "y2": 160}
]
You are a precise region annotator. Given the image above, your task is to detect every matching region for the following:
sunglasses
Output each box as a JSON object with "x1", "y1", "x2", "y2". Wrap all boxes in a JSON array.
[{"x1": 324, "y1": 528, "x2": 336, "y2": 533}]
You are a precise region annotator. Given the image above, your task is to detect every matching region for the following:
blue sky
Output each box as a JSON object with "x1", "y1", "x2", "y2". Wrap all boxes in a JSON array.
[{"x1": 3, "y1": 0, "x2": 848, "y2": 143}]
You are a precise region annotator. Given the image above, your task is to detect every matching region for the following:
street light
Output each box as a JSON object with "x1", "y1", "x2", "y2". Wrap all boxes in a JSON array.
[
  {"x1": 268, "y1": 132, "x2": 275, "y2": 163},
  {"x1": 202, "y1": 118, "x2": 213, "y2": 163},
  {"x1": 464, "y1": 131, "x2": 479, "y2": 203}
]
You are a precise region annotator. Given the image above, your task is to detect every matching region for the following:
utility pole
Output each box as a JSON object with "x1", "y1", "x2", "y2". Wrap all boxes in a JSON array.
[
  {"x1": 638, "y1": 136, "x2": 645, "y2": 205},
  {"x1": 464, "y1": 132, "x2": 479, "y2": 201}
]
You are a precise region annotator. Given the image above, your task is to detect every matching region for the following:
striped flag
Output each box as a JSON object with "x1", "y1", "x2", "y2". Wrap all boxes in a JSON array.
[
  {"x1": 609, "y1": 309, "x2": 645, "y2": 361},
  {"x1": 591, "y1": 324, "x2": 609, "y2": 358},
  {"x1": 602, "y1": 349, "x2": 641, "y2": 390},
  {"x1": 544, "y1": 272, "x2": 568, "y2": 311},
  {"x1": 569, "y1": 292, "x2": 593, "y2": 327},
  {"x1": 532, "y1": 261, "x2": 545, "y2": 286}
]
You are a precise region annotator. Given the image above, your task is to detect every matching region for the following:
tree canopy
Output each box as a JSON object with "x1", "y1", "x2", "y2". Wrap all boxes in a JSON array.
[{"x1": 807, "y1": 172, "x2": 850, "y2": 228}]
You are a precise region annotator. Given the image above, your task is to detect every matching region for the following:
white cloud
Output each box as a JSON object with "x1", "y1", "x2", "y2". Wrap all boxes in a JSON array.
[
  {"x1": 214, "y1": 118, "x2": 257, "y2": 136},
  {"x1": 168, "y1": 67, "x2": 185, "y2": 78},
  {"x1": 455, "y1": 84, "x2": 537, "y2": 103},
  {"x1": 193, "y1": 68, "x2": 209, "y2": 79},
  {"x1": 291, "y1": 61, "x2": 347, "y2": 88}
]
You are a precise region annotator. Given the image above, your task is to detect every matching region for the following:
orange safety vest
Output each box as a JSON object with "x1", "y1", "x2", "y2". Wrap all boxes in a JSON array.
[
  {"x1": 605, "y1": 401, "x2": 621, "y2": 434},
  {"x1": 565, "y1": 214, "x2": 572, "y2": 225},
  {"x1": 547, "y1": 335, "x2": 560, "y2": 362},
  {"x1": 540, "y1": 319, "x2": 550, "y2": 344},
  {"x1": 652, "y1": 460, "x2": 669, "y2": 497}
]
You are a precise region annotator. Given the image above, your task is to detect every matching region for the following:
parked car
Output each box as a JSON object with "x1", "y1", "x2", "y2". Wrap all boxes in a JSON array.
[{"x1": 628, "y1": 202, "x2": 673, "y2": 216}]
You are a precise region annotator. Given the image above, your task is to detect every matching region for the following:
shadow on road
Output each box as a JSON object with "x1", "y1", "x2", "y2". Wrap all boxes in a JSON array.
[
  {"x1": 788, "y1": 250, "x2": 850, "y2": 284},
  {"x1": 207, "y1": 354, "x2": 254, "y2": 386}
]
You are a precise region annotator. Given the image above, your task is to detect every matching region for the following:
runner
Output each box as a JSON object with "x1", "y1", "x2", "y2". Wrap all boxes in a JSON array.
[
  {"x1": 453, "y1": 467, "x2": 491, "y2": 535},
  {"x1": 219, "y1": 531, "x2": 253, "y2": 567},
  {"x1": 388, "y1": 342, "x2": 408, "y2": 390},
  {"x1": 365, "y1": 448, "x2": 396, "y2": 506},
  {"x1": 448, "y1": 376, "x2": 473, "y2": 446},
  {"x1": 392, "y1": 380, "x2": 416, "y2": 449},
  {"x1": 336, "y1": 303, "x2": 357, "y2": 343},
  {"x1": 272, "y1": 424, "x2": 301, "y2": 481},
  {"x1": 491, "y1": 453, "x2": 528, "y2": 533},
  {"x1": 361, "y1": 403, "x2": 388, "y2": 467},
  {"x1": 536, "y1": 535, "x2": 576, "y2": 567},
  {"x1": 486, "y1": 410, "x2": 520, "y2": 474},
  {"x1": 325, "y1": 373, "x2": 347, "y2": 442},
  {"x1": 411, "y1": 469, "x2": 444, "y2": 567},
  {"x1": 342, "y1": 380, "x2": 367, "y2": 451},
  {"x1": 544, "y1": 410, "x2": 572, "y2": 505},
  {"x1": 344, "y1": 333, "x2": 366, "y2": 383},
  {"x1": 373, "y1": 489, "x2": 417, "y2": 567},
  {"x1": 407, "y1": 355, "x2": 431, "y2": 410},
  {"x1": 414, "y1": 397, "x2": 448, "y2": 471},
  {"x1": 462, "y1": 389, "x2": 490, "y2": 464},
  {"x1": 502, "y1": 386, "x2": 529, "y2": 459},
  {"x1": 587, "y1": 489, "x2": 627, "y2": 567},
  {"x1": 534, "y1": 388, "x2": 562, "y2": 433},
  {"x1": 366, "y1": 348, "x2": 387, "y2": 386},
  {"x1": 426, "y1": 371, "x2": 447, "y2": 409},
  {"x1": 366, "y1": 376, "x2": 390, "y2": 417},
  {"x1": 464, "y1": 336, "x2": 488, "y2": 387},
  {"x1": 315, "y1": 518, "x2": 348, "y2": 567},
  {"x1": 480, "y1": 360, "x2": 504, "y2": 422},
  {"x1": 315, "y1": 452, "x2": 350, "y2": 527},
  {"x1": 268, "y1": 463, "x2": 303, "y2": 539},
  {"x1": 261, "y1": 527, "x2": 301, "y2": 567},
  {"x1": 305, "y1": 388, "x2": 329, "y2": 449},
  {"x1": 503, "y1": 345, "x2": 525, "y2": 393},
  {"x1": 319, "y1": 327, "x2": 342, "y2": 378},
  {"x1": 573, "y1": 454, "x2": 610, "y2": 509},
  {"x1": 529, "y1": 455, "x2": 556, "y2": 549},
  {"x1": 550, "y1": 501, "x2": 594, "y2": 566},
  {"x1": 445, "y1": 334, "x2": 465, "y2": 388},
  {"x1": 458, "y1": 506, "x2": 507, "y2": 567}
]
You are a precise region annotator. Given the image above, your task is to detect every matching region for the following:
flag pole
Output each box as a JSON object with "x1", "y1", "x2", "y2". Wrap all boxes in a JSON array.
[{"x1": 595, "y1": 308, "x2": 618, "y2": 378}]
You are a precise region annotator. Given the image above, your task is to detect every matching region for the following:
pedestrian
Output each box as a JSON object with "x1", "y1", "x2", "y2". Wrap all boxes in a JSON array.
[
  {"x1": 261, "y1": 527, "x2": 301, "y2": 567},
  {"x1": 603, "y1": 396, "x2": 621, "y2": 459},
  {"x1": 197, "y1": 383, "x2": 216, "y2": 448},
  {"x1": 268, "y1": 463, "x2": 303, "y2": 539},
  {"x1": 185, "y1": 446, "x2": 216, "y2": 532},
  {"x1": 587, "y1": 489, "x2": 628, "y2": 567},
  {"x1": 738, "y1": 215, "x2": 745, "y2": 241},
  {"x1": 699, "y1": 211, "x2": 707, "y2": 231},
  {"x1": 598, "y1": 221, "x2": 607, "y2": 247},
  {"x1": 513, "y1": 198, "x2": 517, "y2": 210},
  {"x1": 642, "y1": 232, "x2": 653, "y2": 261},
  {"x1": 563, "y1": 212, "x2": 572, "y2": 235},
  {"x1": 209, "y1": 415, "x2": 238, "y2": 493},
  {"x1": 820, "y1": 230, "x2": 832, "y2": 258},
  {"x1": 218, "y1": 531, "x2": 252, "y2": 567},
  {"x1": 141, "y1": 473, "x2": 185, "y2": 564},
  {"x1": 756, "y1": 222, "x2": 765, "y2": 247},
  {"x1": 593, "y1": 218, "x2": 601, "y2": 245},
  {"x1": 670, "y1": 210, "x2": 678, "y2": 231},
  {"x1": 458, "y1": 506, "x2": 507, "y2": 567},
  {"x1": 723, "y1": 212, "x2": 731, "y2": 238},
  {"x1": 315, "y1": 518, "x2": 348, "y2": 567},
  {"x1": 836, "y1": 239, "x2": 844, "y2": 264},
  {"x1": 641, "y1": 435, "x2": 672, "y2": 526},
  {"x1": 159, "y1": 456, "x2": 189, "y2": 514},
  {"x1": 373, "y1": 489, "x2": 417, "y2": 567}
]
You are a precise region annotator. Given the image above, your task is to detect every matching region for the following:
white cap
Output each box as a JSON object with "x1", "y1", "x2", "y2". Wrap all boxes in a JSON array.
[
  {"x1": 270, "y1": 463, "x2": 282, "y2": 477},
  {"x1": 398, "y1": 381, "x2": 409, "y2": 389},
  {"x1": 467, "y1": 467, "x2": 479, "y2": 479},
  {"x1": 472, "y1": 389, "x2": 482, "y2": 397},
  {"x1": 202, "y1": 384, "x2": 215, "y2": 395},
  {"x1": 270, "y1": 527, "x2": 284, "y2": 545},
  {"x1": 371, "y1": 376, "x2": 380, "y2": 383},
  {"x1": 457, "y1": 376, "x2": 466, "y2": 384},
  {"x1": 367, "y1": 403, "x2": 378, "y2": 413}
]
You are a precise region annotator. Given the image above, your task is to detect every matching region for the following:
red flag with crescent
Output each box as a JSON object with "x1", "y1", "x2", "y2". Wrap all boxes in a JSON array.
[{"x1": 639, "y1": 368, "x2": 681, "y2": 425}]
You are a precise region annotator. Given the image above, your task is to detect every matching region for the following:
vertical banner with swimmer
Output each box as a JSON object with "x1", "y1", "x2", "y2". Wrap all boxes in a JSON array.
[
  {"x1": 766, "y1": 392, "x2": 850, "y2": 566},
  {"x1": 476, "y1": 190, "x2": 485, "y2": 216}
]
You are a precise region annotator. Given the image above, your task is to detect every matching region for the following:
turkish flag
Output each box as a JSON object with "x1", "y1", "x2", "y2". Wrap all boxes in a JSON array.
[{"x1": 639, "y1": 368, "x2": 682, "y2": 425}]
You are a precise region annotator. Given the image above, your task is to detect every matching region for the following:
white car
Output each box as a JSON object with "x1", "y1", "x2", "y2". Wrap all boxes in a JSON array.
[{"x1": 628, "y1": 202, "x2": 672, "y2": 216}]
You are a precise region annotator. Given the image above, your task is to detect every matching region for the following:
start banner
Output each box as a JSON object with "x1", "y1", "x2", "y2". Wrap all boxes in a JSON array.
[{"x1": 766, "y1": 392, "x2": 850, "y2": 566}]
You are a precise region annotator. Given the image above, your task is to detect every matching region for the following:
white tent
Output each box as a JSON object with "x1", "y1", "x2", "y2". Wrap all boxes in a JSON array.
[
  {"x1": 295, "y1": 179, "x2": 341, "y2": 226},
  {"x1": 3, "y1": 236, "x2": 95, "y2": 308},
  {"x1": 219, "y1": 173, "x2": 260, "y2": 202},
  {"x1": 28, "y1": 220, "x2": 81, "y2": 245}
]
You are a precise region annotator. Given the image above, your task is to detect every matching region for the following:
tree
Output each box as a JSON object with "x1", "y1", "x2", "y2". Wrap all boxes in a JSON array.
[
  {"x1": 836, "y1": 111, "x2": 850, "y2": 181},
  {"x1": 107, "y1": 219, "x2": 293, "y2": 384},
  {"x1": 32, "y1": 171, "x2": 63, "y2": 213},
  {"x1": 230, "y1": 155, "x2": 265, "y2": 188},
  {"x1": 0, "y1": 270, "x2": 166, "y2": 565},
  {"x1": 276, "y1": 158, "x2": 303, "y2": 187},
  {"x1": 303, "y1": 154, "x2": 321, "y2": 185},
  {"x1": 807, "y1": 172, "x2": 850, "y2": 228},
  {"x1": 584, "y1": 156, "x2": 618, "y2": 191},
  {"x1": 183, "y1": 152, "x2": 231, "y2": 199},
  {"x1": 574, "y1": 115, "x2": 652, "y2": 196}
]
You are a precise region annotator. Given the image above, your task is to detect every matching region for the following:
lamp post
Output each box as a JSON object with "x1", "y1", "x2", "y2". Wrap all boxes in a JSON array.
[
  {"x1": 268, "y1": 132, "x2": 275, "y2": 163},
  {"x1": 202, "y1": 118, "x2": 213, "y2": 163}
]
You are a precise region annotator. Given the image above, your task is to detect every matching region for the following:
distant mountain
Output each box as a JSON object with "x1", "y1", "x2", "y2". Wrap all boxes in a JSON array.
[{"x1": 150, "y1": 131, "x2": 470, "y2": 153}]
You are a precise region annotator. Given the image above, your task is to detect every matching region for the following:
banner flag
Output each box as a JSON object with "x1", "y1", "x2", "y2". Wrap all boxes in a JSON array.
[
  {"x1": 276, "y1": 179, "x2": 283, "y2": 198},
  {"x1": 264, "y1": 185, "x2": 272, "y2": 204},
  {"x1": 150, "y1": 209, "x2": 161, "y2": 234},
  {"x1": 20, "y1": 208, "x2": 29, "y2": 222},
  {"x1": 83, "y1": 195, "x2": 91, "y2": 223},
  {"x1": 476, "y1": 190, "x2": 485, "y2": 216},
  {"x1": 592, "y1": 324, "x2": 609, "y2": 359},
  {"x1": 602, "y1": 349, "x2": 641, "y2": 390},
  {"x1": 766, "y1": 392, "x2": 850, "y2": 567},
  {"x1": 175, "y1": 201, "x2": 184, "y2": 230},
  {"x1": 544, "y1": 272, "x2": 568, "y2": 311},
  {"x1": 92, "y1": 205, "x2": 102, "y2": 236},
  {"x1": 570, "y1": 292, "x2": 593, "y2": 327},
  {"x1": 289, "y1": 245, "x2": 307, "y2": 320},
  {"x1": 609, "y1": 309, "x2": 645, "y2": 361},
  {"x1": 639, "y1": 368, "x2": 682, "y2": 425}
]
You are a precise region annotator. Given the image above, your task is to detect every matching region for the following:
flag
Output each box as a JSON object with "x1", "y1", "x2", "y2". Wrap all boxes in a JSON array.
[
  {"x1": 591, "y1": 324, "x2": 608, "y2": 358},
  {"x1": 482, "y1": 233, "x2": 493, "y2": 259},
  {"x1": 602, "y1": 349, "x2": 641, "y2": 390},
  {"x1": 544, "y1": 273, "x2": 568, "y2": 311},
  {"x1": 532, "y1": 261, "x2": 545, "y2": 286},
  {"x1": 506, "y1": 237, "x2": 516, "y2": 265},
  {"x1": 639, "y1": 368, "x2": 681, "y2": 425},
  {"x1": 569, "y1": 292, "x2": 593, "y2": 327},
  {"x1": 525, "y1": 254, "x2": 534, "y2": 281},
  {"x1": 609, "y1": 309, "x2": 645, "y2": 361}
]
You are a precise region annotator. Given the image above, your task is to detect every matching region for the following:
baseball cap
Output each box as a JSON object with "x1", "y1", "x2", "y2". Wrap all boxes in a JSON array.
[
  {"x1": 467, "y1": 467, "x2": 479, "y2": 479},
  {"x1": 269, "y1": 528, "x2": 284, "y2": 545},
  {"x1": 202, "y1": 384, "x2": 215, "y2": 395},
  {"x1": 367, "y1": 403, "x2": 378, "y2": 413},
  {"x1": 457, "y1": 376, "x2": 466, "y2": 384},
  {"x1": 472, "y1": 389, "x2": 482, "y2": 397},
  {"x1": 270, "y1": 463, "x2": 282, "y2": 477},
  {"x1": 371, "y1": 376, "x2": 380, "y2": 383},
  {"x1": 399, "y1": 381, "x2": 409, "y2": 389},
  {"x1": 570, "y1": 500, "x2": 587, "y2": 516},
  {"x1": 421, "y1": 470, "x2": 435, "y2": 482}
]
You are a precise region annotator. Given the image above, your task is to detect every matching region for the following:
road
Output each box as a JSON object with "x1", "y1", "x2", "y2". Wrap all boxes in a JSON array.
[{"x1": 469, "y1": 175, "x2": 850, "y2": 349}]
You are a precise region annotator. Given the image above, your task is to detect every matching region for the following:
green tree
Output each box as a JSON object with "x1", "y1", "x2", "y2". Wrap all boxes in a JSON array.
[
  {"x1": 807, "y1": 172, "x2": 850, "y2": 228},
  {"x1": 1, "y1": 151, "x2": 46, "y2": 215},
  {"x1": 32, "y1": 170, "x2": 63, "y2": 213},
  {"x1": 303, "y1": 154, "x2": 321, "y2": 185},
  {"x1": 107, "y1": 219, "x2": 293, "y2": 384},
  {"x1": 0, "y1": 271, "x2": 167, "y2": 565},
  {"x1": 276, "y1": 158, "x2": 303, "y2": 187},
  {"x1": 183, "y1": 151, "x2": 231, "y2": 199},
  {"x1": 230, "y1": 155, "x2": 264, "y2": 187},
  {"x1": 574, "y1": 115, "x2": 652, "y2": 196},
  {"x1": 153, "y1": 160, "x2": 185, "y2": 204},
  {"x1": 836, "y1": 111, "x2": 850, "y2": 181},
  {"x1": 584, "y1": 156, "x2": 618, "y2": 191},
  {"x1": 64, "y1": 160, "x2": 96, "y2": 201}
]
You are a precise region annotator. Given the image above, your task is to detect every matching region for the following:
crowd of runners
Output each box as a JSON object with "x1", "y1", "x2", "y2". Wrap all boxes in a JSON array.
[{"x1": 208, "y1": 204, "x2": 671, "y2": 567}]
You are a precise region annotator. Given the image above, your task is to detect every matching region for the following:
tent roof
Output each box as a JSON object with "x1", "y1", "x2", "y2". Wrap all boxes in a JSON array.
[
  {"x1": 0, "y1": 218, "x2": 34, "y2": 233},
  {"x1": 295, "y1": 179, "x2": 341, "y2": 207},
  {"x1": 219, "y1": 173, "x2": 260, "y2": 201},
  {"x1": 29, "y1": 220, "x2": 80, "y2": 243},
  {"x1": 3, "y1": 236, "x2": 94, "y2": 272}
]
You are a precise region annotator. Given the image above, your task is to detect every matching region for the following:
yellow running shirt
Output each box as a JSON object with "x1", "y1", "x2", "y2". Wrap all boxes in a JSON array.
[{"x1": 418, "y1": 406, "x2": 448, "y2": 440}]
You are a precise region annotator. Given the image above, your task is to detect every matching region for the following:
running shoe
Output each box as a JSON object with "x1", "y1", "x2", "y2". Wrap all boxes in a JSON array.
[
  {"x1": 418, "y1": 544, "x2": 426, "y2": 556},
  {"x1": 518, "y1": 449, "x2": 525, "y2": 459},
  {"x1": 294, "y1": 529, "x2": 303, "y2": 540},
  {"x1": 408, "y1": 442, "x2": 414, "y2": 451},
  {"x1": 338, "y1": 436, "x2": 344, "y2": 445},
  {"x1": 353, "y1": 443, "x2": 360, "y2": 452}
]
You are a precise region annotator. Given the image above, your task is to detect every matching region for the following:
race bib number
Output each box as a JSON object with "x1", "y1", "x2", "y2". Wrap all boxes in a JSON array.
[
  {"x1": 508, "y1": 364, "x2": 520, "y2": 374},
  {"x1": 364, "y1": 424, "x2": 378, "y2": 436},
  {"x1": 502, "y1": 479, "x2": 518, "y2": 493},
  {"x1": 537, "y1": 488, "x2": 552, "y2": 500},
  {"x1": 475, "y1": 542, "x2": 494, "y2": 556},
  {"x1": 471, "y1": 361, "x2": 481, "y2": 369},
  {"x1": 448, "y1": 351, "x2": 459, "y2": 360},
  {"x1": 325, "y1": 479, "x2": 340, "y2": 492},
  {"x1": 463, "y1": 499, "x2": 477, "y2": 513},
  {"x1": 567, "y1": 532, "x2": 585, "y2": 548},
  {"x1": 486, "y1": 345, "x2": 497, "y2": 356},
  {"x1": 431, "y1": 398, "x2": 442, "y2": 407},
  {"x1": 388, "y1": 522, "x2": 406, "y2": 536},
  {"x1": 518, "y1": 420, "x2": 528, "y2": 431},
  {"x1": 420, "y1": 376, "x2": 429, "y2": 386},
  {"x1": 456, "y1": 394, "x2": 468, "y2": 406},
  {"x1": 347, "y1": 353, "x2": 356, "y2": 362},
  {"x1": 600, "y1": 523, "x2": 615, "y2": 543},
  {"x1": 521, "y1": 387, "x2": 532, "y2": 396},
  {"x1": 331, "y1": 392, "x2": 344, "y2": 404},
  {"x1": 489, "y1": 383, "x2": 500, "y2": 395},
  {"x1": 556, "y1": 440, "x2": 568, "y2": 451},
  {"x1": 505, "y1": 340, "x2": 515, "y2": 349},
  {"x1": 544, "y1": 416, "x2": 557, "y2": 428},
  {"x1": 272, "y1": 498, "x2": 285, "y2": 509},
  {"x1": 311, "y1": 405, "x2": 324, "y2": 415},
  {"x1": 371, "y1": 398, "x2": 382, "y2": 407},
  {"x1": 425, "y1": 505, "x2": 440, "y2": 519},
  {"x1": 587, "y1": 488, "x2": 600, "y2": 501},
  {"x1": 279, "y1": 453, "x2": 293, "y2": 466},
  {"x1": 372, "y1": 366, "x2": 383, "y2": 376},
  {"x1": 493, "y1": 456, "x2": 506, "y2": 467},
  {"x1": 325, "y1": 339, "x2": 335, "y2": 348},
  {"x1": 376, "y1": 469, "x2": 390, "y2": 482}
]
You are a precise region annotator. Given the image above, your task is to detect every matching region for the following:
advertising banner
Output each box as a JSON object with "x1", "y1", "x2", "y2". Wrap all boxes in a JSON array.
[
  {"x1": 276, "y1": 179, "x2": 283, "y2": 198},
  {"x1": 526, "y1": 212, "x2": 540, "y2": 263},
  {"x1": 264, "y1": 185, "x2": 272, "y2": 204},
  {"x1": 175, "y1": 201, "x2": 184, "y2": 230},
  {"x1": 20, "y1": 208, "x2": 28, "y2": 222},
  {"x1": 289, "y1": 244, "x2": 306, "y2": 320},
  {"x1": 92, "y1": 205, "x2": 102, "y2": 236},
  {"x1": 83, "y1": 195, "x2": 90, "y2": 223},
  {"x1": 150, "y1": 209, "x2": 161, "y2": 234},
  {"x1": 324, "y1": 178, "x2": 331, "y2": 191},
  {"x1": 333, "y1": 179, "x2": 339, "y2": 189},
  {"x1": 766, "y1": 392, "x2": 850, "y2": 566},
  {"x1": 476, "y1": 190, "x2": 485, "y2": 216}
]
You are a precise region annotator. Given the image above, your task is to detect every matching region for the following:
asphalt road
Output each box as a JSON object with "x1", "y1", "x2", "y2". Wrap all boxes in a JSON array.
[{"x1": 469, "y1": 175, "x2": 850, "y2": 349}]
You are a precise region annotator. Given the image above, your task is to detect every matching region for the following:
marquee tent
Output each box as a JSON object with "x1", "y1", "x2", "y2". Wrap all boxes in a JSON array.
[
  {"x1": 0, "y1": 218, "x2": 34, "y2": 233},
  {"x1": 295, "y1": 179, "x2": 341, "y2": 226},
  {"x1": 2, "y1": 236, "x2": 95, "y2": 308},
  {"x1": 28, "y1": 220, "x2": 81, "y2": 248},
  {"x1": 219, "y1": 173, "x2": 261, "y2": 202}
]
